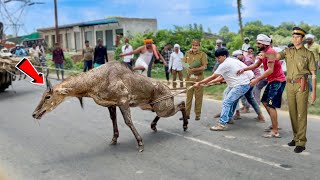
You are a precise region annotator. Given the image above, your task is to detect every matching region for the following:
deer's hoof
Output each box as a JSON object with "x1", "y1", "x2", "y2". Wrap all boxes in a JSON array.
[
  {"x1": 183, "y1": 125, "x2": 188, "y2": 131},
  {"x1": 138, "y1": 146, "x2": 144, "y2": 152},
  {"x1": 151, "y1": 125, "x2": 157, "y2": 132},
  {"x1": 109, "y1": 139, "x2": 117, "y2": 145}
]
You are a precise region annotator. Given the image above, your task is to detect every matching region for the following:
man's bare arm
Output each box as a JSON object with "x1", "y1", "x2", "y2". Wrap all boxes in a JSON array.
[
  {"x1": 255, "y1": 61, "x2": 274, "y2": 82},
  {"x1": 197, "y1": 73, "x2": 219, "y2": 85},
  {"x1": 207, "y1": 75, "x2": 224, "y2": 85},
  {"x1": 120, "y1": 46, "x2": 142, "y2": 56},
  {"x1": 237, "y1": 60, "x2": 262, "y2": 75}
]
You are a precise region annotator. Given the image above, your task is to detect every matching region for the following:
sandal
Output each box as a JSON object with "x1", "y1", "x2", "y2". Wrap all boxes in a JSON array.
[
  {"x1": 264, "y1": 125, "x2": 282, "y2": 132},
  {"x1": 262, "y1": 132, "x2": 281, "y2": 138}
]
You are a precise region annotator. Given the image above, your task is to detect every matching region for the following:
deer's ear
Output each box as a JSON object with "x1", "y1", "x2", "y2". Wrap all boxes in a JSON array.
[{"x1": 54, "y1": 88, "x2": 72, "y2": 95}]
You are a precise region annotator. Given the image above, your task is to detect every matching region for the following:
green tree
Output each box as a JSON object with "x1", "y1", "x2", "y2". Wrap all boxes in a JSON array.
[
  {"x1": 219, "y1": 26, "x2": 229, "y2": 35},
  {"x1": 227, "y1": 35, "x2": 243, "y2": 52},
  {"x1": 243, "y1": 21, "x2": 273, "y2": 40},
  {"x1": 271, "y1": 34, "x2": 292, "y2": 46},
  {"x1": 310, "y1": 26, "x2": 320, "y2": 40},
  {"x1": 298, "y1": 21, "x2": 311, "y2": 33},
  {"x1": 274, "y1": 28, "x2": 291, "y2": 37},
  {"x1": 278, "y1": 22, "x2": 295, "y2": 31},
  {"x1": 193, "y1": 23, "x2": 198, "y2": 31},
  {"x1": 199, "y1": 24, "x2": 204, "y2": 32}
]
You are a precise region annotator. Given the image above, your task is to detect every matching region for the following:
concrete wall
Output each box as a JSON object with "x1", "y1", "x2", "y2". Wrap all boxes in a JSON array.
[
  {"x1": 118, "y1": 18, "x2": 157, "y2": 37},
  {"x1": 38, "y1": 17, "x2": 158, "y2": 52}
]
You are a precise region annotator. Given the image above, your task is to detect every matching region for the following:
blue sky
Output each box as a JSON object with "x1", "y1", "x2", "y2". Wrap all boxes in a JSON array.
[{"x1": 1, "y1": 0, "x2": 320, "y2": 36}]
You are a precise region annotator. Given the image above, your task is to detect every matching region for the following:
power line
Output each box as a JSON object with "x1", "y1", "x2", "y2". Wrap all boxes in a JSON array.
[{"x1": 0, "y1": 0, "x2": 44, "y2": 36}]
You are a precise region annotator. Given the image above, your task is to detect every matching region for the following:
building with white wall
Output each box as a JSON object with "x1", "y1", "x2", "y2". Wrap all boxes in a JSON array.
[{"x1": 37, "y1": 17, "x2": 157, "y2": 51}]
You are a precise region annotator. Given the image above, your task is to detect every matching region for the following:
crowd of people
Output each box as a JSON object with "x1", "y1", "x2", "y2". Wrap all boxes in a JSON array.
[
  {"x1": 119, "y1": 26, "x2": 317, "y2": 153},
  {"x1": 26, "y1": 26, "x2": 318, "y2": 154}
]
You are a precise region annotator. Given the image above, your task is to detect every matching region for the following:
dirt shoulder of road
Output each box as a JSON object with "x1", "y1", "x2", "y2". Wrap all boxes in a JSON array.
[{"x1": 0, "y1": 167, "x2": 8, "y2": 180}]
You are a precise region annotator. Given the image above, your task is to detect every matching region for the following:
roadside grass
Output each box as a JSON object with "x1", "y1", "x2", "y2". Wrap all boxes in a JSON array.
[{"x1": 152, "y1": 65, "x2": 320, "y2": 116}]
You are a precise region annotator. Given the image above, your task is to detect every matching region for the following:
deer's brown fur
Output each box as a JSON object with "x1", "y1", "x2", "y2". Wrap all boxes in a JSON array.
[{"x1": 32, "y1": 62, "x2": 188, "y2": 152}]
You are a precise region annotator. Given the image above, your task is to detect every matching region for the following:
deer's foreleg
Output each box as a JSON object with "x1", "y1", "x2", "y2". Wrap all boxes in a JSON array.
[
  {"x1": 154, "y1": 100, "x2": 188, "y2": 131},
  {"x1": 108, "y1": 106, "x2": 118, "y2": 145},
  {"x1": 151, "y1": 116, "x2": 160, "y2": 132},
  {"x1": 119, "y1": 104, "x2": 144, "y2": 152}
]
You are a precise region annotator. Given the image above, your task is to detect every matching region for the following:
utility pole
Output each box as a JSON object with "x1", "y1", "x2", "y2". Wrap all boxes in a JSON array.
[{"x1": 54, "y1": 0, "x2": 59, "y2": 44}]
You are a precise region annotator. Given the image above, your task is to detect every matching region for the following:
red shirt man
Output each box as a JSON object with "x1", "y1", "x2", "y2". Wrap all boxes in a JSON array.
[{"x1": 237, "y1": 34, "x2": 286, "y2": 138}]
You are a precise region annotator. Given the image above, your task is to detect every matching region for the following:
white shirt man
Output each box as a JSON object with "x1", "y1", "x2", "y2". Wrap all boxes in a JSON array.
[
  {"x1": 36, "y1": 43, "x2": 45, "y2": 57},
  {"x1": 215, "y1": 57, "x2": 254, "y2": 87},
  {"x1": 121, "y1": 39, "x2": 134, "y2": 66},
  {"x1": 29, "y1": 45, "x2": 41, "y2": 64},
  {"x1": 169, "y1": 44, "x2": 184, "y2": 71},
  {"x1": 195, "y1": 48, "x2": 264, "y2": 131}
]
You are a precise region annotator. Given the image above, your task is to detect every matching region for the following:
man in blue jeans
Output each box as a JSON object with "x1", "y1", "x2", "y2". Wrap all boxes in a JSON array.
[{"x1": 194, "y1": 48, "x2": 264, "y2": 131}]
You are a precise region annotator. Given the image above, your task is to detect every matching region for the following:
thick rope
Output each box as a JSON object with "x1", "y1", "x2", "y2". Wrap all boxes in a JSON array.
[{"x1": 149, "y1": 82, "x2": 222, "y2": 105}]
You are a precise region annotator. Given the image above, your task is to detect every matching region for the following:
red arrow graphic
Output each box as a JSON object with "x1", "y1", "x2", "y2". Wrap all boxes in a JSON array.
[{"x1": 15, "y1": 58, "x2": 44, "y2": 85}]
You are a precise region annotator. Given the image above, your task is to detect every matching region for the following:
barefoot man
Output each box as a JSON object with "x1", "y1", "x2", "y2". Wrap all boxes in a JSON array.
[{"x1": 237, "y1": 34, "x2": 286, "y2": 138}]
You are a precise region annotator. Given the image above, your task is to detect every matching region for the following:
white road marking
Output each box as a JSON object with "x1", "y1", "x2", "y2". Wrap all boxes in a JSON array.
[
  {"x1": 300, "y1": 152, "x2": 310, "y2": 156},
  {"x1": 223, "y1": 135, "x2": 236, "y2": 139},
  {"x1": 135, "y1": 122, "x2": 291, "y2": 171}
]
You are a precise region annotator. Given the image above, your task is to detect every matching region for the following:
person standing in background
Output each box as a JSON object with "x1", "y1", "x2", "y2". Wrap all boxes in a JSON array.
[
  {"x1": 169, "y1": 44, "x2": 184, "y2": 88},
  {"x1": 161, "y1": 43, "x2": 173, "y2": 84},
  {"x1": 94, "y1": 38, "x2": 108, "y2": 68},
  {"x1": 304, "y1": 34, "x2": 320, "y2": 91},
  {"x1": 82, "y1": 40, "x2": 94, "y2": 72},
  {"x1": 121, "y1": 38, "x2": 134, "y2": 66},
  {"x1": 52, "y1": 43, "x2": 65, "y2": 80}
]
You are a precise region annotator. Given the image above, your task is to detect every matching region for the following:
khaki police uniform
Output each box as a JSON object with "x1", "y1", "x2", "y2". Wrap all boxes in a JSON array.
[
  {"x1": 183, "y1": 50, "x2": 208, "y2": 118},
  {"x1": 279, "y1": 44, "x2": 316, "y2": 147}
]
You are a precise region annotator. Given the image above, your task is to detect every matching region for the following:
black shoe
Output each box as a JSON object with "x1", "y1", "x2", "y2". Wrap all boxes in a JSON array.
[
  {"x1": 288, "y1": 140, "x2": 296, "y2": 147},
  {"x1": 294, "y1": 146, "x2": 306, "y2": 153},
  {"x1": 195, "y1": 116, "x2": 200, "y2": 121},
  {"x1": 179, "y1": 116, "x2": 190, "y2": 121}
]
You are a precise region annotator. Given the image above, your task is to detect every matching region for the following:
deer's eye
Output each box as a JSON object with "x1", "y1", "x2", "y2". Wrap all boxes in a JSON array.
[{"x1": 45, "y1": 95, "x2": 51, "y2": 100}]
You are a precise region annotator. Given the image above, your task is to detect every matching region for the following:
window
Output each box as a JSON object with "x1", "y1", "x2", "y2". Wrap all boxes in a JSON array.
[
  {"x1": 58, "y1": 34, "x2": 63, "y2": 47},
  {"x1": 66, "y1": 33, "x2": 71, "y2": 49},
  {"x1": 115, "y1": 29, "x2": 123, "y2": 36},
  {"x1": 74, "y1": 32, "x2": 81, "y2": 51},
  {"x1": 105, "y1": 30, "x2": 113, "y2": 50},
  {"x1": 51, "y1": 35, "x2": 55, "y2": 47},
  {"x1": 96, "y1": 31, "x2": 103, "y2": 44},
  {"x1": 44, "y1": 35, "x2": 49, "y2": 45},
  {"x1": 84, "y1": 31, "x2": 93, "y2": 46}
]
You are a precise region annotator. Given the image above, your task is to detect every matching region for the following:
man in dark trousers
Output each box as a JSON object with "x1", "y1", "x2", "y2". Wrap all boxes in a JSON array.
[
  {"x1": 94, "y1": 38, "x2": 108, "y2": 68},
  {"x1": 52, "y1": 43, "x2": 65, "y2": 80}
]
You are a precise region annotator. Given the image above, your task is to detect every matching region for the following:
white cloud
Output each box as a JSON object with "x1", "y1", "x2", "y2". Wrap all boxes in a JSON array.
[{"x1": 285, "y1": 0, "x2": 320, "y2": 9}]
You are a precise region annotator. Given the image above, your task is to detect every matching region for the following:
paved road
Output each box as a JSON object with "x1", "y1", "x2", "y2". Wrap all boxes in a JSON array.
[{"x1": 0, "y1": 80, "x2": 320, "y2": 180}]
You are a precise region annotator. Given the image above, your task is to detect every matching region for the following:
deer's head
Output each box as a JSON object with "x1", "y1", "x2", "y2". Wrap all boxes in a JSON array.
[{"x1": 32, "y1": 78, "x2": 81, "y2": 119}]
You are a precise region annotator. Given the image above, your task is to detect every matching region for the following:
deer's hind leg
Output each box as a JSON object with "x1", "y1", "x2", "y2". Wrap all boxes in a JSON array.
[
  {"x1": 119, "y1": 104, "x2": 144, "y2": 152},
  {"x1": 108, "y1": 106, "x2": 119, "y2": 145}
]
